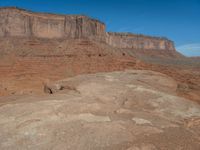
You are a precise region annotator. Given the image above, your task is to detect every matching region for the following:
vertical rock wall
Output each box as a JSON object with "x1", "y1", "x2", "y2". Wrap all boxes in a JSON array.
[
  {"x1": 0, "y1": 8, "x2": 31, "y2": 37},
  {"x1": 0, "y1": 7, "x2": 175, "y2": 51},
  {"x1": 0, "y1": 7, "x2": 106, "y2": 40},
  {"x1": 106, "y1": 32, "x2": 175, "y2": 51}
]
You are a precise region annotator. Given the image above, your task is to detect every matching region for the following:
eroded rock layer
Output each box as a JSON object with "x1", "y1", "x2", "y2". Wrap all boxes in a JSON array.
[
  {"x1": 0, "y1": 7, "x2": 175, "y2": 51},
  {"x1": 106, "y1": 32, "x2": 175, "y2": 50},
  {"x1": 0, "y1": 7, "x2": 106, "y2": 40}
]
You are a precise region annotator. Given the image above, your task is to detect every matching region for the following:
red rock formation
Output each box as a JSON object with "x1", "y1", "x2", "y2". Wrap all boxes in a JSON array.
[
  {"x1": 0, "y1": 7, "x2": 106, "y2": 40},
  {"x1": 106, "y1": 32, "x2": 175, "y2": 51},
  {"x1": 0, "y1": 7, "x2": 175, "y2": 51},
  {"x1": 0, "y1": 7, "x2": 199, "y2": 103}
]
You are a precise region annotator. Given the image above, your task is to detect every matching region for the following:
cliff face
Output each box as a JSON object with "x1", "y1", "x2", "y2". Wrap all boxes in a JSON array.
[
  {"x1": 0, "y1": 7, "x2": 175, "y2": 51},
  {"x1": 0, "y1": 7, "x2": 106, "y2": 40},
  {"x1": 106, "y1": 33, "x2": 175, "y2": 51}
]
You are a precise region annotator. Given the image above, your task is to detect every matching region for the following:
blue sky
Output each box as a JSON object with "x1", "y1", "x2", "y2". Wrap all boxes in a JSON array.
[{"x1": 0, "y1": 0, "x2": 200, "y2": 56}]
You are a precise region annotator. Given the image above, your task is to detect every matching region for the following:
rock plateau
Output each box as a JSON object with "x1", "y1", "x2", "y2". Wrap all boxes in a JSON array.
[
  {"x1": 0, "y1": 7, "x2": 175, "y2": 50},
  {"x1": 0, "y1": 7, "x2": 200, "y2": 150}
]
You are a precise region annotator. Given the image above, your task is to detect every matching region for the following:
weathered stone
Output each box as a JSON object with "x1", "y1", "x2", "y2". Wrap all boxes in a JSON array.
[
  {"x1": 0, "y1": 70, "x2": 200, "y2": 150},
  {"x1": 0, "y1": 7, "x2": 106, "y2": 41},
  {"x1": 0, "y1": 7, "x2": 175, "y2": 51},
  {"x1": 106, "y1": 32, "x2": 175, "y2": 51}
]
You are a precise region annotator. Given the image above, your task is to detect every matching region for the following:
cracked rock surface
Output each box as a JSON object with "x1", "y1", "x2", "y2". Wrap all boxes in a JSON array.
[{"x1": 0, "y1": 70, "x2": 200, "y2": 150}]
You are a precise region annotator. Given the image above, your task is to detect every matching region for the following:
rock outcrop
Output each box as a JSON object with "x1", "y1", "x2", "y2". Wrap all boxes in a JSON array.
[
  {"x1": 0, "y1": 7, "x2": 106, "y2": 40},
  {"x1": 0, "y1": 70, "x2": 200, "y2": 150},
  {"x1": 106, "y1": 32, "x2": 175, "y2": 51},
  {"x1": 0, "y1": 7, "x2": 175, "y2": 51}
]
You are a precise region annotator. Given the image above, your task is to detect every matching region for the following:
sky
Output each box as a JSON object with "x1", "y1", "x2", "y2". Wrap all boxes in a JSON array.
[{"x1": 0, "y1": 0, "x2": 200, "y2": 56}]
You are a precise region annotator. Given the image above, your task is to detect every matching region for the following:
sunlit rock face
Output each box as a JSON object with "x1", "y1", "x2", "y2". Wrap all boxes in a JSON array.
[
  {"x1": 106, "y1": 32, "x2": 175, "y2": 51},
  {"x1": 0, "y1": 7, "x2": 106, "y2": 40},
  {"x1": 0, "y1": 7, "x2": 175, "y2": 51}
]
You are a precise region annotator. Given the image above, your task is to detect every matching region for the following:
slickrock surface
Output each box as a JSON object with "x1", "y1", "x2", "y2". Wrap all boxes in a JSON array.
[
  {"x1": 0, "y1": 70, "x2": 200, "y2": 150},
  {"x1": 0, "y1": 6, "x2": 199, "y2": 150}
]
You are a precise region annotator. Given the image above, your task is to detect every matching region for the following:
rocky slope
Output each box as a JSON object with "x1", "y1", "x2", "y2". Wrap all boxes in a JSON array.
[
  {"x1": 0, "y1": 70, "x2": 200, "y2": 150},
  {"x1": 0, "y1": 7, "x2": 199, "y2": 102},
  {"x1": 0, "y1": 7, "x2": 200, "y2": 150},
  {"x1": 0, "y1": 38, "x2": 139, "y2": 96},
  {"x1": 0, "y1": 36, "x2": 199, "y2": 102}
]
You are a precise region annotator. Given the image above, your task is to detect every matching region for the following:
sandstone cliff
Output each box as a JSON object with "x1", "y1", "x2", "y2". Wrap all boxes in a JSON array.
[
  {"x1": 0, "y1": 7, "x2": 175, "y2": 51},
  {"x1": 0, "y1": 7, "x2": 106, "y2": 40},
  {"x1": 106, "y1": 32, "x2": 175, "y2": 51}
]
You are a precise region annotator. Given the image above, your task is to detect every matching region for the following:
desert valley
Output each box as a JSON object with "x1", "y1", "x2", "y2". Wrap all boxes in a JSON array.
[{"x1": 0, "y1": 7, "x2": 200, "y2": 150}]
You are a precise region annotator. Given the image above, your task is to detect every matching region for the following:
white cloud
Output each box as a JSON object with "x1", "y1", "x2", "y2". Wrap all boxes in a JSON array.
[
  {"x1": 176, "y1": 43, "x2": 200, "y2": 56},
  {"x1": 177, "y1": 43, "x2": 200, "y2": 51}
]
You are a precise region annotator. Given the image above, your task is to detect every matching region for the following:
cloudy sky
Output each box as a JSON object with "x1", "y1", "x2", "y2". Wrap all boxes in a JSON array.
[{"x1": 0, "y1": 0, "x2": 200, "y2": 56}]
